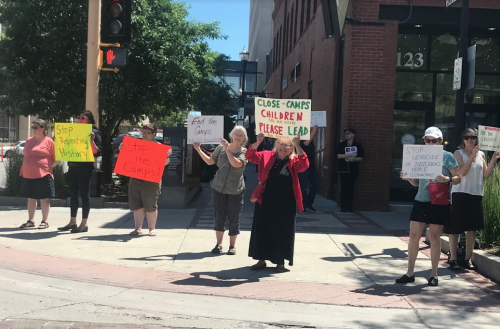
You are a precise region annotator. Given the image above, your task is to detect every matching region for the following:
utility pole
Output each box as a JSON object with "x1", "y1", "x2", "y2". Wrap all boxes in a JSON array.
[
  {"x1": 85, "y1": 0, "x2": 101, "y2": 126},
  {"x1": 453, "y1": 0, "x2": 469, "y2": 150}
]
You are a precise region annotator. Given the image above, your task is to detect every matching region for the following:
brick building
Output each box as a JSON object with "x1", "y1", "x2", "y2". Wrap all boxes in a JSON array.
[{"x1": 264, "y1": 0, "x2": 500, "y2": 210}]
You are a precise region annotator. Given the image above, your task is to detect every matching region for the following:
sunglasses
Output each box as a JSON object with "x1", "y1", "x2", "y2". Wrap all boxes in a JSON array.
[
  {"x1": 424, "y1": 138, "x2": 440, "y2": 144},
  {"x1": 76, "y1": 116, "x2": 88, "y2": 120},
  {"x1": 31, "y1": 125, "x2": 41, "y2": 129},
  {"x1": 463, "y1": 135, "x2": 478, "y2": 140}
]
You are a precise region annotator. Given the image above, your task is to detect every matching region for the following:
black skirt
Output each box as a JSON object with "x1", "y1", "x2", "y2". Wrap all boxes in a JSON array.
[
  {"x1": 410, "y1": 200, "x2": 451, "y2": 226},
  {"x1": 444, "y1": 192, "x2": 484, "y2": 234},
  {"x1": 20, "y1": 175, "x2": 55, "y2": 199}
]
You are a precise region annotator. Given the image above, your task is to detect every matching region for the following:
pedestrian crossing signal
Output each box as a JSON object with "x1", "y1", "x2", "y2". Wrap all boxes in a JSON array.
[{"x1": 101, "y1": 47, "x2": 127, "y2": 69}]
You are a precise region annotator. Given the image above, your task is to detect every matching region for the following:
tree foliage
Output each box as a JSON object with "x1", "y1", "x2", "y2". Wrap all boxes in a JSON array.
[{"x1": 0, "y1": 0, "x2": 232, "y2": 183}]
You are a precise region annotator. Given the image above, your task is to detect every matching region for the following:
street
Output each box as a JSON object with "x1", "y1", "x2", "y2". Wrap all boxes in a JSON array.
[{"x1": 0, "y1": 166, "x2": 499, "y2": 328}]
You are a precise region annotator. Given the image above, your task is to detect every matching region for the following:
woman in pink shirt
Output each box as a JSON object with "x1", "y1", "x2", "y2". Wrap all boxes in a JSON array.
[{"x1": 19, "y1": 119, "x2": 58, "y2": 229}]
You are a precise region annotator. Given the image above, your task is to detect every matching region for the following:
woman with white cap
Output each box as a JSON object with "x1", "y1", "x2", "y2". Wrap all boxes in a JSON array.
[{"x1": 396, "y1": 126, "x2": 460, "y2": 286}]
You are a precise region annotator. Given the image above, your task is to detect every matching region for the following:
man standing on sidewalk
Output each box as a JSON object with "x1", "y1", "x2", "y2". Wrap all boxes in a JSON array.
[
  {"x1": 337, "y1": 128, "x2": 364, "y2": 212},
  {"x1": 299, "y1": 125, "x2": 320, "y2": 213}
]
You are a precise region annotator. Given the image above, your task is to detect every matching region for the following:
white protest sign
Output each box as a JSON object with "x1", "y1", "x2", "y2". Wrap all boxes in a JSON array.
[
  {"x1": 187, "y1": 115, "x2": 224, "y2": 144},
  {"x1": 402, "y1": 145, "x2": 443, "y2": 179},
  {"x1": 255, "y1": 97, "x2": 311, "y2": 140},
  {"x1": 479, "y1": 125, "x2": 500, "y2": 152},
  {"x1": 311, "y1": 111, "x2": 327, "y2": 127}
]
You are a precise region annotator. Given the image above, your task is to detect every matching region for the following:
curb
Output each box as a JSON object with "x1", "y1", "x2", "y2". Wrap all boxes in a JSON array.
[{"x1": 425, "y1": 229, "x2": 500, "y2": 284}]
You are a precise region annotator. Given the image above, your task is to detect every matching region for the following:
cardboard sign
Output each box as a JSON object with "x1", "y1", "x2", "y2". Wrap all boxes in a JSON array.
[
  {"x1": 54, "y1": 123, "x2": 94, "y2": 162},
  {"x1": 311, "y1": 111, "x2": 327, "y2": 127},
  {"x1": 114, "y1": 136, "x2": 171, "y2": 183},
  {"x1": 479, "y1": 125, "x2": 500, "y2": 152},
  {"x1": 345, "y1": 146, "x2": 357, "y2": 154},
  {"x1": 255, "y1": 97, "x2": 311, "y2": 140},
  {"x1": 402, "y1": 145, "x2": 443, "y2": 179},
  {"x1": 187, "y1": 115, "x2": 224, "y2": 144}
]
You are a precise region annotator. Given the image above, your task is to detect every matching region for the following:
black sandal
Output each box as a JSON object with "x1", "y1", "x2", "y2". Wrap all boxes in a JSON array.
[
  {"x1": 19, "y1": 220, "x2": 35, "y2": 228},
  {"x1": 38, "y1": 222, "x2": 49, "y2": 229}
]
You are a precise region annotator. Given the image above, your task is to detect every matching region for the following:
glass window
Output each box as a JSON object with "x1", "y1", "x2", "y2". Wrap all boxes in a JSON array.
[
  {"x1": 466, "y1": 112, "x2": 500, "y2": 130},
  {"x1": 395, "y1": 72, "x2": 433, "y2": 102},
  {"x1": 465, "y1": 75, "x2": 500, "y2": 105},
  {"x1": 435, "y1": 73, "x2": 456, "y2": 141},
  {"x1": 397, "y1": 34, "x2": 428, "y2": 70},
  {"x1": 471, "y1": 37, "x2": 500, "y2": 74},
  {"x1": 431, "y1": 34, "x2": 459, "y2": 71}
]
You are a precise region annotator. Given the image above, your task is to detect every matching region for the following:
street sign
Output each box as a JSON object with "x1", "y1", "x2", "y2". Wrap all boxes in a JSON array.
[
  {"x1": 238, "y1": 107, "x2": 244, "y2": 120},
  {"x1": 446, "y1": 0, "x2": 460, "y2": 7},
  {"x1": 453, "y1": 57, "x2": 462, "y2": 91}
]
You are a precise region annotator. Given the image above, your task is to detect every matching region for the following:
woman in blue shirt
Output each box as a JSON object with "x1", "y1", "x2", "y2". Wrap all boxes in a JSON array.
[{"x1": 396, "y1": 127, "x2": 460, "y2": 287}]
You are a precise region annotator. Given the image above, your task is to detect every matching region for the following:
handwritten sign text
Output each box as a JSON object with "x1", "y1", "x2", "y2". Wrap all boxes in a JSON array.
[
  {"x1": 402, "y1": 145, "x2": 443, "y2": 179},
  {"x1": 479, "y1": 125, "x2": 500, "y2": 152},
  {"x1": 187, "y1": 115, "x2": 224, "y2": 144},
  {"x1": 54, "y1": 123, "x2": 94, "y2": 162}
]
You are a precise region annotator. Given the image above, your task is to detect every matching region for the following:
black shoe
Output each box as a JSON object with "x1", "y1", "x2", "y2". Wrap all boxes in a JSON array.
[
  {"x1": 449, "y1": 260, "x2": 461, "y2": 270},
  {"x1": 70, "y1": 226, "x2": 88, "y2": 233},
  {"x1": 459, "y1": 259, "x2": 475, "y2": 270},
  {"x1": 250, "y1": 263, "x2": 267, "y2": 270},
  {"x1": 306, "y1": 206, "x2": 316, "y2": 212},
  {"x1": 395, "y1": 274, "x2": 415, "y2": 284},
  {"x1": 58, "y1": 224, "x2": 77, "y2": 231},
  {"x1": 211, "y1": 244, "x2": 222, "y2": 254},
  {"x1": 428, "y1": 277, "x2": 438, "y2": 286}
]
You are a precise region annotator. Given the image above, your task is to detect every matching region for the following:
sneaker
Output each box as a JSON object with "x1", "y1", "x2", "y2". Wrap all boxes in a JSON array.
[
  {"x1": 395, "y1": 274, "x2": 415, "y2": 284},
  {"x1": 449, "y1": 260, "x2": 461, "y2": 270},
  {"x1": 227, "y1": 246, "x2": 236, "y2": 255},
  {"x1": 428, "y1": 277, "x2": 438, "y2": 286},
  {"x1": 211, "y1": 244, "x2": 222, "y2": 254},
  {"x1": 459, "y1": 259, "x2": 475, "y2": 270},
  {"x1": 306, "y1": 205, "x2": 317, "y2": 212}
]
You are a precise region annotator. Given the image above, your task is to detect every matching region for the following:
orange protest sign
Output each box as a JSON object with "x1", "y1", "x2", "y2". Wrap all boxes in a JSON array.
[{"x1": 114, "y1": 136, "x2": 171, "y2": 183}]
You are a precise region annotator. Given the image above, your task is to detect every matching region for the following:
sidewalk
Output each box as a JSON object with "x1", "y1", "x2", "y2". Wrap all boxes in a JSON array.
[{"x1": 1, "y1": 165, "x2": 500, "y2": 326}]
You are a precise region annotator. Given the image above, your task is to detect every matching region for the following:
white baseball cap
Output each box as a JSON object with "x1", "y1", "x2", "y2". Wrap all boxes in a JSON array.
[{"x1": 423, "y1": 126, "x2": 443, "y2": 139}]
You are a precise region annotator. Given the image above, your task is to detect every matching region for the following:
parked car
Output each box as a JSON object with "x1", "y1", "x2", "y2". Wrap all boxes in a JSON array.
[
  {"x1": 0, "y1": 141, "x2": 24, "y2": 158},
  {"x1": 14, "y1": 141, "x2": 26, "y2": 156}
]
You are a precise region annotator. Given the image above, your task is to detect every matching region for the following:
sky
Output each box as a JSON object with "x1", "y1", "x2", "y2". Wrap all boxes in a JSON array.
[{"x1": 182, "y1": 0, "x2": 250, "y2": 60}]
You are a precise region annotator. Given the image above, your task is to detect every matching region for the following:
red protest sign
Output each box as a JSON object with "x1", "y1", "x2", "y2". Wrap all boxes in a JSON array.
[{"x1": 114, "y1": 136, "x2": 171, "y2": 183}]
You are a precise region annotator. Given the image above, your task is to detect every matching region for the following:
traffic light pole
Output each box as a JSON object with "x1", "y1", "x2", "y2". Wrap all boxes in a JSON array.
[
  {"x1": 85, "y1": 0, "x2": 101, "y2": 127},
  {"x1": 453, "y1": 0, "x2": 469, "y2": 150}
]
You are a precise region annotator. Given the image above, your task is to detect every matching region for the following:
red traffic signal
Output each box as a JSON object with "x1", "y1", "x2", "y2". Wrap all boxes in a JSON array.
[
  {"x1": 102, "y1": 47, "x2": 127, "y2": 68},
  {"x1": 101, "y1": 0, "x2": 131, "y2": 44}
]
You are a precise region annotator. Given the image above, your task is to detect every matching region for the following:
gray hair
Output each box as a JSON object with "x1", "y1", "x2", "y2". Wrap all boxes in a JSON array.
[{"x1": 229, "y1": 126, "x2": 248, "y2": 146}]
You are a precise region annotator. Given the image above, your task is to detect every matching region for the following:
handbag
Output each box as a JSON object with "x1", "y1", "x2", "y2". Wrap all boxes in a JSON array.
[
  {"x1": 250, "y1": 181, "x2": 266, "y2": 202},
  {"x1": 428, "y1": 180, "x2": 450, "y2": 205}
]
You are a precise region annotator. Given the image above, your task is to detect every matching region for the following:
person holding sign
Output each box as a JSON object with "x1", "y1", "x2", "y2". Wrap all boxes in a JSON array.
[
  {"x1": 57, "y1": 111, "x2": 102, "y2": 234},
  {"x1": 445, "y1": 128, "x2": 500, "y2": 270},
  {"x1": 246, "y1": 133, "x2": 309, "y2": 272},
  {"x1": 192, "y1": 126, "x2": 248, "y2": 255},
  {"x1": 396, "y1": 127, "x2": 460, "y2": 287},
  {"x1": 299, "y1": 125, "x2": 320, "y2": 212},
  {"x1": 123, "y1": 124, "x2": 171, "y2": 237},
  {"x1": 336, "y1": 128, "x2": 364, "y2": 212},
  {"x1": 18, "y1": 119, "x2": 58, "y2": 229}
]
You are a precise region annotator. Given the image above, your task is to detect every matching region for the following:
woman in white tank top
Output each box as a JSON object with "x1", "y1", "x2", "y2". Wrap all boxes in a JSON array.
[{"x1": 445, "y1": 128, "x2": 500, "y2": 270}]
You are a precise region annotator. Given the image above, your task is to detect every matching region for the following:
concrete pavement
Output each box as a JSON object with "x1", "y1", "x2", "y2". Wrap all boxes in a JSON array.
[{"x1": 0, "y1": 165, "x2": 500, "y2": 328}]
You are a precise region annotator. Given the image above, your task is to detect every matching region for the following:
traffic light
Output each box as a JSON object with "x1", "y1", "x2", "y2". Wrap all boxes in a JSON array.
[
  {"x1": 101, "y1": 47, "x2": 127, "y2": 69},
  {"x1": 101, "y1": 0, "x2": 131, "y2": 44}
]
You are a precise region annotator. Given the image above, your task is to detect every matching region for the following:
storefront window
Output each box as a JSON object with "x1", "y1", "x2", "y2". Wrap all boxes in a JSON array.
[
  {"x1": 0, "y1": 112, "x2": 19, "y2": 143},
  {"x1": 465, "y1": 75, "x2": 500, "y2": 105},
  {"x1": 466, "y1": 112, "x2": 500, "y2": 130},
  {"x1": 395, "y1": 72, "x2": 433, "y2": 102},
  {"x1": 431, "y1": 34, "x2": 459, "y2": 71},
  {"x1": 397, "y1": 34, "x2": 428, "y2": 70},
  {"x1": 435, "y1": 73, "x2": 456, "y2": 141}
]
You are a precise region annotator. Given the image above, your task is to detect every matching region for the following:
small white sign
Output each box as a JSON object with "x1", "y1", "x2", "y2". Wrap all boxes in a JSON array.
[
  {"x1": 479, "y1": 125, "x2": 500, "y2": 152},
  {"x1": 238, "y1": 107, "x2": 244, "y2": 120},
  {"x1": 345, "y1": 146, "x2": 357, "y2": 155},
  {"x1": 453, "y1": 57, "x2": 462, "y2": 91},
  {"x1": 187, "y1": 115, "x2": 224, "y2": 144},
  {"x1": 401, "y1": 133, "x2": 416, "y2": 145},
  {"x1": 310, "y1": 111, "x2": 327, "y2": 127},
  {"x1": 402, "y1": 145, "x2": 443, "y2": 179},
  {"x1": 446, "y1": 0, "x2": 459, "y2": 7}
]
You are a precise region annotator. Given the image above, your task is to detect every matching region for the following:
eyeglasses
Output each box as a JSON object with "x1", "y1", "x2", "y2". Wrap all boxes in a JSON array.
[
  {"x1": 277, "y1": 143, "x2": 293, "y2": 148},
  {"x1": 463, "y1": 135, "x2": 478, "y2": 140},
  {"x1": 424, "y1": 138, "x2": 440, "y2": 144},
  {"x1": 76, "y1": 116, "x2": 88, "y2": 120},
  {"x1": 31, "y1": 125, "x2": 41, "y2": 129}
]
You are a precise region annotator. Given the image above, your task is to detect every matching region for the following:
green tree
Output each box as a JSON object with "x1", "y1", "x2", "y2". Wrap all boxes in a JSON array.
[{"x1": 0, "y1": 0, "x2": 231, "y2": 184}]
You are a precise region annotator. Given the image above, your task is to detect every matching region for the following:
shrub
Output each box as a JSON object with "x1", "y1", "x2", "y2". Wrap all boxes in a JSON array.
[
  {"x1": 478, "y1": 165, "x2": 500, "y2": 248},
  {"x1": 53, "y1": 163, "x2": 69, "y2": 199},
  {"x1": 3, "y1": 151, "x2": 23, "y2": 196}
]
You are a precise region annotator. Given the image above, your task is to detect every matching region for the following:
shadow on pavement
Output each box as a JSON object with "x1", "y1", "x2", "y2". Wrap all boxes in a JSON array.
[
  {"x1": 0, "y1": 231, "x2": 61, "y2": 240},
  {"x1": 73, "y1": 234, "x2": 143, "y2": 243},
  {"x1": 322, "y1": 246, "x2": 409, "y2": 262},
  {"x1": 121, "y1": 254, "x2": 176, "y2": 262},
  {"x1": 170, "y1": 266, "x2": 274, "y2": 288}
]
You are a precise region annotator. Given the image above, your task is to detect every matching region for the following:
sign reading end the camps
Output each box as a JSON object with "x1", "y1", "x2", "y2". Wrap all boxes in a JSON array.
[
  {"x1": 187, "y1": 115, "x2": 224, "y2": 144},
  {"x1": 114, "y1": 136, "x2": 171, "y2": 183},
  {"x1": 402, "y1": 145, "x2": 443, "y2": 179},
  {"x1": 479, "y1": 125, "x2": 500, "y2": 152},
  {"x1": 54, "y1": 123, "x2": 94, "y2": 162},
  {"x1": 255, "y1": 97, "x2": 311, "y2": 140}
]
